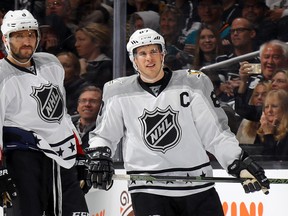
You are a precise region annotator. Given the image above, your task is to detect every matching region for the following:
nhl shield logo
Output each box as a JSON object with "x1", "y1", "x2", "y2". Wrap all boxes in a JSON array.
[
  {"x1": 31, "y1": 83, "x2": 64, "y2": 123},
  {"x1": 139, "y1": 106, "x2": 181, "y2": 153}
]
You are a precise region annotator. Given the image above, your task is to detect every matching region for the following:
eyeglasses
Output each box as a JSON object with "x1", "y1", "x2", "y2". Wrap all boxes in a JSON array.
[
  {"x1": 46, "y1": 1, "x2": 62, "y2": 9},
  {"x1": 230, "y1": 28, "x2": 252, "y2": 34},
  {"x1": 78, "y1": 99, "x2": 100, "y2": 105},
  {"x1": 135, "y1": 48, "x2": 161, "y2": 58}
]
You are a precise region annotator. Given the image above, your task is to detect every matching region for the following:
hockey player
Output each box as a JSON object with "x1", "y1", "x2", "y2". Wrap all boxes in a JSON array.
[
  {"x1": 0, "y1": 10, "x2": 89, "y2": 215},
  {"x1": 86, "y1": 28, "x2": 270, "y2": 216}
]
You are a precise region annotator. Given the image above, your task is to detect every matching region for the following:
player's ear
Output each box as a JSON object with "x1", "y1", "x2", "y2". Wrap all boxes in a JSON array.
[{"x1": 2, "y1": 35, "x2": 7, "y2": 44}]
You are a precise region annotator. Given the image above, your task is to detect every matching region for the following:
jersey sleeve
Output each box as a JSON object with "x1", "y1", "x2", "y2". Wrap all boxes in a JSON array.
[
  {"x1": 89, "y1": 83, "x2": 124, "y2": 156},
  {"x1": 187, "y1": 71, "x2": 242, "y2": 169}
]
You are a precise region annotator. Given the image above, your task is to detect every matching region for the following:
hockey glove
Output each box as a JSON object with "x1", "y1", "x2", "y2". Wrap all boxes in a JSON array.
[
  {"x1": 85, "y1": 147, "x2": 114, "y2": 190},
  {"x1": 228, "y1": 151, "x2": 270, "y2": 195},
  {"x1": 75, "y1": 154, "x2": 91, "y2": 194},
  {"x1": 0, "y1": 166, "x2": 17, "y2": 208}
]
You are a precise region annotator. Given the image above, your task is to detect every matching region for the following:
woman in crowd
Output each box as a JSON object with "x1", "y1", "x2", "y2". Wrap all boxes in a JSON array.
[
  {"x1": 191, "y1": 24, "x2": 223, "y2": 70},
  {"x1": 75, "y1": 22, "x2": 113, "y2": 89},
  {"x1": 257, "y1": 89, "x2": 288, "y2": 160},
  {"x1": 235, "y1": 69, "x2": 288, "y2": 122},
  {"x1": 236, "y1": 82, "x2": 270, "y2": 144},
  {"x1": 159, "y1": 4, "x2": 190, "y2": 70}
]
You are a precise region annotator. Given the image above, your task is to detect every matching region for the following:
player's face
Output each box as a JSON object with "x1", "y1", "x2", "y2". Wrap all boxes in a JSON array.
[
  {"x1": 134, "y1": 44, "x2": 165, "y2": 83},
  {"x1": 7, "y1": 30, "x2": 37, "y2": 64}
]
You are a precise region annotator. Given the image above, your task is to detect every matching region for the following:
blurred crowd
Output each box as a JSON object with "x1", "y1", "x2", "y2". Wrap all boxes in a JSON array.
[{"x1": 1, "y1": 0, "x2": 288, "y2": 160}]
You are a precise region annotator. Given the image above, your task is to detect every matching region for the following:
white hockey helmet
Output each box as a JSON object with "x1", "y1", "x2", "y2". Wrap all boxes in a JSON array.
[
  {"x1": 127, "y1": 28, "x2": 166, "y2": 70},
  {"x1": 1, "y1": 9, "x2": 40, "y2": 52}
]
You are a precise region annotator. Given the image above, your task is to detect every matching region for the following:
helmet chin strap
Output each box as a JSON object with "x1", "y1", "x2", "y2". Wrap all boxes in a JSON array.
[{"x1": 9, "y1": 52, "x2": 33, "y2": 65}]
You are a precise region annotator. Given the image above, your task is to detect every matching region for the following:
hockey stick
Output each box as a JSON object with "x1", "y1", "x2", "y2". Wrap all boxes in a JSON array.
[{"x1": 113, "y1": 174, "x2": 288, "y2": 184}]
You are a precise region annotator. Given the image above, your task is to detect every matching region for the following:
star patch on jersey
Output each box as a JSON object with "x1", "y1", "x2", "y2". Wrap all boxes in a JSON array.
[
  {"x1": 139, "y1": 106, "x2": 182, "y2": 153},
  {"x1": 30, "y1": 82, "x2": 64, "y2": 123}
]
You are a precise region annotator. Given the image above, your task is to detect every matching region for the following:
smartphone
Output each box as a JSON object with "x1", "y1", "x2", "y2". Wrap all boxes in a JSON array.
[{"x1": 247, "y1": 63, "x2": 261, "y2": 74}]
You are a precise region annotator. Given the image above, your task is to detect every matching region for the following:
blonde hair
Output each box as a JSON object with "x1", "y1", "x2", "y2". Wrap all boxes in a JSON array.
[
  {"x1": 76, "y1": 22, "x2": 111, "y2": 51},
  {"x1": 257, "y1": 89, "x2": 288, "y2": 141}
]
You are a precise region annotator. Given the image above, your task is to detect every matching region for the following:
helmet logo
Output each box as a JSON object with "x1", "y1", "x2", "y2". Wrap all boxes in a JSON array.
[
  {"x1": 139, "y1": 106, "x2": 181, "y2": 153},
  {"x1": 130, "y1": 40, "x2": 138, "y2": 45},
  {"x1": 30, "y1": 83, "x2": 64, "y2": 123}
]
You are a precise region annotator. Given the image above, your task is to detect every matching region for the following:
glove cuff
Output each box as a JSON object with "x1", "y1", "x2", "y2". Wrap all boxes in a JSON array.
[
  {"x1": 86, "y1": 146, "x2": 112, "y2": 159},
  {"x1": 227, "y1": 150, "x2": 249, "y2": 178}
]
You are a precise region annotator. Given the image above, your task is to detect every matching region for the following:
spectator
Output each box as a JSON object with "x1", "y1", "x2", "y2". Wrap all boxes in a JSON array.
[
  {"x1": 236, "y1": 82, "x2": 270, "y2": 144},
  {"x1": 235, "y1": 69, "x2": 288, "y2": 122},
  {"x1": 215, "y1": 17, "x2": 259, "y2": 102},
  {"x1": 45, "y1": 0, "x2": 77, "y2": 33},
  {"x1": 263, "y1": 0, "x2": 288, "y2": 42},
  {"x1": 270, "y1": 69, "x2": 288, "y2": 91},
  {"x1": 75, "y1": 22, "x2": 113, "y2": 89},
  {"x1": 74, "y1": 0, "x2": 113, "y2": 27},
  {"x1": 192, "y1": 24, "x2": 223, "y2": 70},
  {"x1": 57, "y1": 51, "x2": 88, "y2": 115},
  {"x1": 184, "y1": 0, "x2": 231, "y2": 57},
  {"x1": 160, "y1": 4, "x2": 192, "y2": 70},
  {"x1": 128, "y1": 10, "x2": 160, "y2": 35},
  {"x1": 170, "y1": 0, "x2": 201, "y2": 36},
  {"x1": 239, "y1": 0, "x2": 278, "y2": 49},
  {"x1": 222, "y1": 0, "x2": 242, "y2": 24},
  {"x1": 39, "y1": 14, "x2": 77, "y2": 55},
  {"x1": 257, "y1": 89, "x2": 288, "y2": 160},
  {"x1": 236, "y1": 40, "x2": 288, "y2": 112},
  {"x1": 73, "y1": 85, "x2": 102, "y2": 194},
  {"x1": 73, "y1": 85, "x2": 102, "y2": 149}
]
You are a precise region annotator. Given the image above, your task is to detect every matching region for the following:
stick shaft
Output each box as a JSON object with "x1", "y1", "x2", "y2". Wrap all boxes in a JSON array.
[{"x1": 113, "y1": 174, "x2": 288, "y2": 184}]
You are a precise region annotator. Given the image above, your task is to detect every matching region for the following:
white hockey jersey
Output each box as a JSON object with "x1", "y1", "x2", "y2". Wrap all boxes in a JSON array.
[
  {"x1": 89, "y1": 68, "x2": 243, "y2": 196},
  {"x1": 0, "y1": 53, "x2": 79, "y2": 168}
]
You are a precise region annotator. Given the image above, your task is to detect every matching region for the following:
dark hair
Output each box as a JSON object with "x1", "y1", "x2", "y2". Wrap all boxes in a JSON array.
[
  {"x1": 79, "y1": 85, "x2": 102, "y2": 98},
  {"x1": 193, "y1": 25, "x2": 223, "y2": 70}
]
